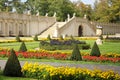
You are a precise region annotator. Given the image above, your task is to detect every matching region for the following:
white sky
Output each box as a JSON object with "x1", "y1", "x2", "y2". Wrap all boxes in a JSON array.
[{"x1": 21, "y1": 0, "x2": 95, "y2": 5}]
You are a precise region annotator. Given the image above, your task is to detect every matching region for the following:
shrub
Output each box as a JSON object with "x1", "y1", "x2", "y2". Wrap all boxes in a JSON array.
[
  {"x1": 3, "y1": 49, "x2": 22, "y2": 77},
  {"x1": 47, "y1": 34, "x2": 51, "y2": 40},
  {"x1": 90, "y1": 42, "x2": 101, "y2": 57},
  {"x1": 70, "y1": 35, "x2": 74, "y2": 40},
  {"x1": 19, "y1": 42, "x2": 27, "y2": 52},
  {"x1": 39, "y1": 40, "x2": 90, "y2": 50},
  {"x1": 70, "y1": 44, "x2": 82, "y2": 61},
  {"x1": 59, "y1": 35, "x2": 64, "y2": 40},
  {"x1": 16, "y1": 35, "x2": 21, "y2": 42},
  {"x1": 33, "y1": 34, "x2": 39, "y2": 41}
]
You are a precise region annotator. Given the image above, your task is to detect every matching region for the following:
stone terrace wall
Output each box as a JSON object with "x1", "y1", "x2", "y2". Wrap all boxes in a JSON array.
[
  {"x1": 0, "y1": 12, "x2": 56, "y2": 36},
  {"x1": 94, "y1": 22, "x2": 120, "y2": 35}
]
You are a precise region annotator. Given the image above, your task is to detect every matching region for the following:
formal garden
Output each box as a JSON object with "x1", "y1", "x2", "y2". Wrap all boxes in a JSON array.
[{"x1": 0, "y1": 35, "x2": 120, "y2": 80}]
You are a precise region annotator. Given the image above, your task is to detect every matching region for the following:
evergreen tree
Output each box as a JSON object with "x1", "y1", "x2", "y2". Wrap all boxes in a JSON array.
[
  {"x1": 16, "y1": 35, "x2": 21, "y2": 42},
  {"x1": 3, "y1": 49, "x2": 22, "y2": 77},
  {"x1": 33, "y1": 34, "x2": 39, "y2": 41},
  {"x1": 70, "y1": 35, "x2": 74, "y2": 40},
  {"x1": 70, "y1": 44, "x2": 82, "y2": 61},
  {"x1": 59, "y1": 35, "x2": 64, "y2": 40},
  {"x1": 47, "y1": 34, "x2": 51, "y2": 40},
  {"x1": 90, "y1": 42, "x2": 101, "y2": 57},
  {"x1": 19, "y1": 42, "x2": 27, "y2": 52}
]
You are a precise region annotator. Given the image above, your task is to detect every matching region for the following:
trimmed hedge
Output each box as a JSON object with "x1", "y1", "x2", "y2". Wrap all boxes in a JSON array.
[
  {"x1": 105, "y1": 37, "x2": 120, "y2": 42},
  {"x1": 39, "y1": 40, "x2": 90, "y2": 50}
]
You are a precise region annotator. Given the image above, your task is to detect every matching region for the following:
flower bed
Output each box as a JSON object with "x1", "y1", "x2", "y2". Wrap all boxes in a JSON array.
[
  {"x1": 83, "y1": 56, "x2": 120, "y2": 63},
  {"x1": 22, "y1": 62, "x2": 120, "y2": 80},
  {"x1": 0, "y1": 48, "x2": 120, "y2": 63}
]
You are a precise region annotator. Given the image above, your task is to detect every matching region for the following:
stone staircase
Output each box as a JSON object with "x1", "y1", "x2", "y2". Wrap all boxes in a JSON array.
[{"x1": 39, "y1": 22, "x2": 66, "y2": 38}]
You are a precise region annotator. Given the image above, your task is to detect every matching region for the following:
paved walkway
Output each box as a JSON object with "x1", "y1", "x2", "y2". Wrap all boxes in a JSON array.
[{"x1": 0, "y1": 60, "x2": 120, "y2": 74}]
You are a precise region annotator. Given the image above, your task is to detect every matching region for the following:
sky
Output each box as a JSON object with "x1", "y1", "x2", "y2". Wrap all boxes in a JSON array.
[{"x1": 21, "y1": 0, "x2": 95, "y2": 6}]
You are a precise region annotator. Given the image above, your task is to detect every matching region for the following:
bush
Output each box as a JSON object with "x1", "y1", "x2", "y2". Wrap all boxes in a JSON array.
[
  {"x1": 70, "y1": 35, "x2": 74, "y2": 40},
  {"x1": 16, "y1": 35, "x2": 21, "y2": 42},
  {"x1": 39, "y1": 40, "x2": 90, "y2": 50},
  {"x1": 47, "y1": 34, "x2": 51, "y2": 40},
  {"x1": 33, "y1": 34, "x2": 39, "y2": 41},
  {"x1": 3, "y1": 49, "x2": 22, "y2": 77},
  {"x1": 59, "y1": 35, "x2": 64, "y2": 40},
  {"x1": 70, "y1": 44, "x2": 82, "y2": 61},
  {"x1": 19, "y1": 42, "x2": 27, "y2": 52},
  {"x1": 90, "y1": 42, "x2": 101, "y2": 57}
]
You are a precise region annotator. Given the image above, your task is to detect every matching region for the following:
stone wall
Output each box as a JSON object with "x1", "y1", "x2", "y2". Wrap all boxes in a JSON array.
[
  {"x1": 0, "y1": 12, "x2": 56, "y2": 36},
  {"x1": 94, "y1": 22, "x2": 120, "y2": 35}
]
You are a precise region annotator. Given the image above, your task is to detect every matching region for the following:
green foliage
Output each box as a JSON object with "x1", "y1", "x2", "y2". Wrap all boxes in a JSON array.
[
  {"x1": 59, "y1": 35, "x2": 64, "y2": 40},
  {"x1": 70, "y1": 44, "x2": 82, "y2": 61},
  {"x1": 33, "y1": 34, "x2": 39, "y2": 41},
  {"x1": 70, "y1": 35, "x2": 74, "y2": 40},
  {"x1": 47, "y1": 34, "x2": 51, "y2": 40},
  {"x1": 39, "y1": 40, "x2": 90, "y2": 51},
  {"x1": 19, "y1": 42, "x2": 27, "y2": 52},
  {"x1": 3, "y1": 49, "x2": 22, "y2": 77},
  {"x1": 16, "y1": 35, "x2": 21, "y2": 42},
  {"x1": 92, "y1": 0, "x2": 120, "y2": 22},
  {"x1": 90, "y1": 42, "x2": 101, "y2": 57}
]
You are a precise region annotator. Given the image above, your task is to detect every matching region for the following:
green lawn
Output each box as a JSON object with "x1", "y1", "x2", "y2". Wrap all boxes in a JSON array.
[
  {"x1": 0, "y1": 70, "x2": 36, "y2": 80},
  {"x1": 0, "y1": 40, "x2": 120, "y2": 54},
  {"x1": 0, "y1": 41, "x2": 39, "y2": 51},
  {"x1": 0, "y1": 75, "x2": 36, "y2": 80}
]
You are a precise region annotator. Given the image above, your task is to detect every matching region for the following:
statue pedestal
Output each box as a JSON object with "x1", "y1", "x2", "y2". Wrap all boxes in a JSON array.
[{"x1": 96, "y1": 38, "x2": 103, "y2": 45}]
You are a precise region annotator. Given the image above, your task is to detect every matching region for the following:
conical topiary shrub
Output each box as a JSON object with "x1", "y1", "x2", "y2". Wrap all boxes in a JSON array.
[
  {"x1": 47, "y1": 34, "x2": 51, "y2": 40},
  {"x1": 19, "y1": 42, "x2": 27, "y2": 52},
  {"x1": 16, "y1": 35, "x2": 21, "y2": 42},
  {"x1": 59, "y1": 35, "x2": 64, "y2": 40},
  {"x1": 3, "y1": 49, "x2": 22, "y2": 77},
  {"x1": 90, "y1": 42, "x2": 101, "y2": 57},
  {"x1": 33, "y1": 34, "x2": 39, "y2": 41},
  {"x1": 70, "y1": 44, "x2": 82, "y2": 61},
  {"x1": 70, "y1": 35, "x2": 74, "y2": 40}
]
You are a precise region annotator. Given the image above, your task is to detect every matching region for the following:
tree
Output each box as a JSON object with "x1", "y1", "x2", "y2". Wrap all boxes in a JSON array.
[
  {"x1": 59, "y1": 35, "x2": 64, "y2": 40},
  {"x1": 0, "y1": 0, "x2": 12, "y2": 12},
  {"x1": 19, "y1": 42, "x2": 27, "y2": 52},
  {"x1": 93, "y1": 0, "x2": 110, "y2": 22},
  {"x1": 70, "y1": 44, "x2": 82, "y2": 61},
  {"x1": 3, "y1": 49, "x2": 22, "y2": 77},
  {"x1": 90, "y1": 42, "x2": 101, "y2": 57},
  {"x1": 108, "y1": 0, "x2": 120, "y2": 22},
  {"x1": 16, "y1": 35, "x2": 21, "y2": 42},
  {"x1": 33, "y1": 34, "x2": 39, "y2": 41},
  {"x1": 47, "y1": 34, "x2": 51, "y2": 40}
]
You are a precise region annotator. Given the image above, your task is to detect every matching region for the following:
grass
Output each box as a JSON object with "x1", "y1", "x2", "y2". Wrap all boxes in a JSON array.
[
  {"x1": 0, "y1": 75, "x2": 36, "y2": 80},
  {"x1": 0, "y1": 70, "x2": 36, "y2": 80},
  {"x1": 0, "y1": 57, "x2": 120, "y2": 66},
  {"x1": 0, "y1": 41, "x2": 39, "y2": 51},
  {"x1": 0, "y1": 40, "x2": 120, "y2": 54}
]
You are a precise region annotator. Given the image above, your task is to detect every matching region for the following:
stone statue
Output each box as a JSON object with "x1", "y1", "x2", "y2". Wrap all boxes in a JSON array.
[
  {"x1": 36, "y1": 11, "x2": 39, "y2": 16},
  {"x1": 53, "y1": 12, "x2": 56, "y2": 17},
  {"x1": 27, "y1": 10, "x2": 31, "y2": 15},
  {"x1": 73, "y1": 13, "x2": 76, "y2": 18},
  {"x1": 84, "y1": 14, "x2": 87, "y2": 19},
  {"x1": 67, "y1": 14, "x2": 70, "y2": 21},
  {"x1": 45, "y1": 13, "x2": 48, "y2": 17}
]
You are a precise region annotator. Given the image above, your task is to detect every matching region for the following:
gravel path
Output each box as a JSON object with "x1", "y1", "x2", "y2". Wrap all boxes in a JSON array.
[{"x1": 0, "y1": 60, "x2": 120, "y2": 74}]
